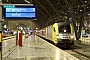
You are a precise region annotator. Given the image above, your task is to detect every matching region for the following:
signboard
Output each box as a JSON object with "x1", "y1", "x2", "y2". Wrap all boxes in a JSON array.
[{"x1": 3, "y1": 5, "x2": 37, "y2": 19}]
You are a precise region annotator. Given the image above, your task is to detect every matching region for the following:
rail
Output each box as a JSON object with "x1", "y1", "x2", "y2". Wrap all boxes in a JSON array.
[{"x1": 2, "y1": 36, "x2": 16, "y2": 41}]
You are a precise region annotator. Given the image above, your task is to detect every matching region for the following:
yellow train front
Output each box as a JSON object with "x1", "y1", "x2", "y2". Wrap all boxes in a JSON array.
[
  {"x1": 53, "y1": 22, "x2": 74, "y2": 48},
  {"x1": 36, "y1": 22, "x2": 74, "y2": 48}
]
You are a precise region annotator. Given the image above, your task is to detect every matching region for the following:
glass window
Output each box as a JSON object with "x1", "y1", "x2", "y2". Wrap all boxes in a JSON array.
[{"x1": 58, "y1": 24, "x2": 71, "y2": 33}]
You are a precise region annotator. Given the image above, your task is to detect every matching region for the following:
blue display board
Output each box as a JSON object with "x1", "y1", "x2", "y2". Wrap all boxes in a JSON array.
[{"x1": 3, "y1": 5, "x2": 37, "y2": 19}]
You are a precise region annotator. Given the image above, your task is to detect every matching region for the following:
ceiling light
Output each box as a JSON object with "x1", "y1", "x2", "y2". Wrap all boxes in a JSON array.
[
  {"x1": 78, "y1": 5, "x2": 80, "y2": 7},
  {"x1": 68, "y1": 11, "x2": 70, "y2": 12},
  {"x1": 80, "y1": 10, "x2": 82, "y2": 11},
  {"x1": 65, "y1": 13, "x2": 67, "y2": 14},
  {"x1": 75, "y1": 12, "x2": 76, "y2": 13},
  {"x1": 24, "y1": 0, "x2": 31, "y2": 3},
  {"x1": 7, "y1": 0, "x2": 9, "y2": 2},
  {"x1": 87, "y1": 7, "x2": 89, "y2": 8},
  {"x1": 62, "y1": 12, "x2": 64, "y2": 13},
  {"x1": 57, "y1": 3, "x2": 59, "y2": 4},
  {"x1": 27, "y1": 1, "x2": 30, "y2": 3},
  {"x1": 85, "y1": 1, "x2": 87, "y2": 3},
  {"x1": 88, "y1": 14, "x2": 90, "y2": 16}
]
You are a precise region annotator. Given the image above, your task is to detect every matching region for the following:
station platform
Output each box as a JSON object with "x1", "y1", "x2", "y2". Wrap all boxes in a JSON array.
[{"x1": 2, "y1": 35, "x2": 79, "y2": 60}]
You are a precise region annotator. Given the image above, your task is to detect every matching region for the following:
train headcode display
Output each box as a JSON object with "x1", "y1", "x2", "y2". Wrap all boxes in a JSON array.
[{"x1": 3, "y1": 5, "x2": 37, "y2": 19}]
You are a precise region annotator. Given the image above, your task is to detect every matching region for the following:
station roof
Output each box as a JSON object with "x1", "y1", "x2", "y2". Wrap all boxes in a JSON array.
[{"x1": 2, "y1": 0, "x2": 90, "y2": 29}]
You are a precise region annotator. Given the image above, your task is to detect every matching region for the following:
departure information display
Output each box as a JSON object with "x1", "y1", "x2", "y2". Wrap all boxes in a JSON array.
[
  {"x1": 6, "y1": 8, "x2": 35, "y2": 12},
  {"x1": 3, "y1": 5, "x2": 37, "y2": 19}
]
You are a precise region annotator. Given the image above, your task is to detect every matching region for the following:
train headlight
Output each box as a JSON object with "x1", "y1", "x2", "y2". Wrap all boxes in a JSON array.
[
  {"x1": 64, "y1": 29, "x2": 66, "y2": 32},
  {"x1": 60, "y1": 36, "x2": 63, "y2": 38},
  {"x1": 56, "y1": 36, "x2": 59, "y2": 38},
  {"x1": 71, "y1": 36, "x2": 74, "y2": 38}
]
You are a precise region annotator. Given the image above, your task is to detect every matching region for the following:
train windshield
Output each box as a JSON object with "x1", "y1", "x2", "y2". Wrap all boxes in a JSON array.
[{"x1": 58, "y1": 24, "x2": 71, "y2": 33}]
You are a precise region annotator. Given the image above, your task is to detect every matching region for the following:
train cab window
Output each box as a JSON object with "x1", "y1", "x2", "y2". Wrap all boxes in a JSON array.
[
  {"x1": 58, "y1": 24, "x2": 71, "y2": 33},
  {"x1": 54, "y1": 27, "x2": 56, "y2": 32}
]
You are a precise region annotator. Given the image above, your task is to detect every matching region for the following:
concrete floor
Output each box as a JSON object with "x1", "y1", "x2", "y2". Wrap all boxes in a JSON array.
[{"x1": 1, "y1": 35, "x2": 79, "y2": 60}]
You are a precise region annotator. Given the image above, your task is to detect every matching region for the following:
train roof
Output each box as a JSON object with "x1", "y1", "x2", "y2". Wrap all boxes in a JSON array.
[{"x1": 57, "y1": 22, "x2": 70, "y2": 25}]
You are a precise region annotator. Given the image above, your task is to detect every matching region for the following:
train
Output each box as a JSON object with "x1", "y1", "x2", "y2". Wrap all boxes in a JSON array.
[{"x1": 36, "y1": 22, "x2": 75, "y2": 48}]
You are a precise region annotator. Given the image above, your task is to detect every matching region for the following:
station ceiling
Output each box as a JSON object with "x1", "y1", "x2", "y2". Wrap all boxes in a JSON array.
[{"x1": 2, "y1": 0, "x2": 90, "y2": 29}]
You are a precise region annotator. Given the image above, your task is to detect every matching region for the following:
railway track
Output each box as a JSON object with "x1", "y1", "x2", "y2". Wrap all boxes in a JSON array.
[
  {"x1": 72, "y1": 49, "x2": 90, "y2": 59},
  {"x1": 65, "y1": 48, "x2": 90, "y2": 60},
  {"x1": 2, "y1": 46, "x2": 17, "y2": 60},
  {"x1": 37, "y1": 35, "x2": 90, "y2": 60}
]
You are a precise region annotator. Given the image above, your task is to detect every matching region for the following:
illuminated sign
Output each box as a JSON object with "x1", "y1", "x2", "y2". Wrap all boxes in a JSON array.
[{"x1": 3, "y1": 5, "x2": 37, "y2": 19}]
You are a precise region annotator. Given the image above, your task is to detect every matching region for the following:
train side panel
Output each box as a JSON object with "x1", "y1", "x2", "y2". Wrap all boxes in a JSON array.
[
  {"x1": 46, "y1": 27, "x2": 48, "y2": 38},
  {"x1": 47, "y1": 25, "x2": 52, "y2": 40}
]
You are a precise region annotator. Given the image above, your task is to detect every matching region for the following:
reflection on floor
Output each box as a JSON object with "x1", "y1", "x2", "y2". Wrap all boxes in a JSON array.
[{"x1": 2, "y1": 35, "x2": 79, "y2": 60}]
